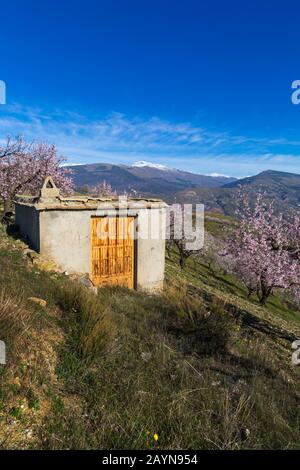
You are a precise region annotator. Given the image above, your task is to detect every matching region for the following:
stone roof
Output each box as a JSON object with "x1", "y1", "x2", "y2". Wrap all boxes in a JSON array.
[{"x1": 14, "y1": 176, "x2": 167, "y2": 211}]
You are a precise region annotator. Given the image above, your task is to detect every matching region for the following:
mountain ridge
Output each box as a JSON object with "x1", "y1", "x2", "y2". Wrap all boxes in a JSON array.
[
  {"x1": 175, "y1": 169, "x2": 300, "y2": 214},
  {"x1": 68, "y1": 162, "x2": 300, "y2": 214},
  {"x1": 69, "y1": 162, "x2": 238, "y2": 194}
]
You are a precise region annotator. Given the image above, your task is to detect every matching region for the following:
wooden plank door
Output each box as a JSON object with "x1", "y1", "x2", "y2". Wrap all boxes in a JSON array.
[{"x1": 90, "y1": 216, "x2": 135, "y2": 288}]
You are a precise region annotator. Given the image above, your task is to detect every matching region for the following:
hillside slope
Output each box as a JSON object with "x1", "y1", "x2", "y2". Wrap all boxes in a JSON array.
[
  {"x1": 0, "y1": 223, "x2": 299, "y2": 449},
  {"x1": 173, "y1": 170, "x2": 300, "y2": 214}
]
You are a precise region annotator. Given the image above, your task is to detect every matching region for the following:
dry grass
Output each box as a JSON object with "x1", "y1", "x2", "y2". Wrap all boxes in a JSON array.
[
  {"x1": 0, "y1": 225, "x2": 299, "y2": 449},
  {"x1": 0, "y1": 290, "x2": 32, "y2": 345},
  {"x1": 55, "y1": 281, "x2": 117, "y2": 361},
  {"x1": 41, "y1": 281, "x2": 300, "y2": 450},
  {"x1": 161, "y1": 281, "x2": 236, "y2": 355}
]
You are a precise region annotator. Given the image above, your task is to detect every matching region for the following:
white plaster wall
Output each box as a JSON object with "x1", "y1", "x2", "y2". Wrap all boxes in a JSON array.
[
  {"x1": 39, "y1": 207, "x2": 166, "y2": 290},
  {"x1": 40, "y1": 210, "x2": 93, "y2": 274},
  {"x1": 135, "y1": 207, "x2": 166, "y2": 291}
]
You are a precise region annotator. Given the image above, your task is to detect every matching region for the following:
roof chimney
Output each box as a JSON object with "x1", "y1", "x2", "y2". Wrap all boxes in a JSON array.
[{"x1": 39, "y1": 176, "x2": 60, "y2": 202}]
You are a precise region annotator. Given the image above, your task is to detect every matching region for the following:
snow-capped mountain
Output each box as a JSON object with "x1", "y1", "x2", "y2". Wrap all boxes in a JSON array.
[
  {"x1": 131, "y1": 160, "x2": 169, "y2": 171},
  {"x1": 62, "y1": 162, "x2": 84, "y2": 167},
  {"x1": 206, "y1": 172, "x2": 233, "y2": 178},
  {"x1": 67, "y1": 163, "x2": 300, "y2": 215},
  {"x1": 68, "y1": 161, "x2": 237, "y2": 195}
]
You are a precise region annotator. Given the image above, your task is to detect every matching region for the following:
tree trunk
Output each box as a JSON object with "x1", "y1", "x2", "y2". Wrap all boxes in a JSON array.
[
  {"x1": 1, "y1": 199, "x2": 13, "y2": 224},
  {"x1": 179, "y1": 253, "x2": 187, "y2": 269},
  {"x1": 247, "y1": 288, "x2": 254, "y2": 299},
  {"x1": 3, "y1": 199, "x2": 12, "y2": 214},
  {"x1": 259, "y1": 293, "x2": 268, "y2": 305},
  {"x1": 258, "y1": 285, "x2": 271, "y2": 305}
]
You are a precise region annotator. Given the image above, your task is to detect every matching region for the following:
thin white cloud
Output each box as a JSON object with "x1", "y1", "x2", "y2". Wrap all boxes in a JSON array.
[{"x1": 0, "y1": 103, "x2": 299, "y2": 177}]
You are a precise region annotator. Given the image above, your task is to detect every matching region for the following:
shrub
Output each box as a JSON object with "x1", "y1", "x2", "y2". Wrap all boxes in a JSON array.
[
  {"x1": 162, "y1": 282, "x2": 235, "y2": 356},
  {"x1": 55, "y1": 281, "x2": 116, "y2": 361}
]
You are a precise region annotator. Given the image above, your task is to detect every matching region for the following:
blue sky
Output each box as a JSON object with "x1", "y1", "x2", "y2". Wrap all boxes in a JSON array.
[{"x1": 0, "y1": 0, "x2": 300, "y2": 177}]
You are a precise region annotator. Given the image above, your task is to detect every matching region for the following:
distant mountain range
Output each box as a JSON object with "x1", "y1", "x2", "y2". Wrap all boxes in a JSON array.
[
  {"x1": 173, "y1": 170, "x2": 300, "y2": 214},
  {"x1": 69, "y1": 161, "x2": 237, "y2": 195},
  {"x1": 68, "y1": 162, "x2": 300, "y2": 215}
]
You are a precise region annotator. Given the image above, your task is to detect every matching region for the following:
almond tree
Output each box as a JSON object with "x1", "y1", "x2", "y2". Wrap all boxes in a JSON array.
[
  {"x1": 90, "y1": 181, "x2": 117, "y2": 198},
  {"x1": 0, "y1": 136, "x2": 28, "y2": 159},
  {"x1": 89, "y1": 181, "x2": 140, "y2": 198},
  {"x1": 227, "y1": 192, "x2": 300, "y2": 305},
  {"x1": 0, "y1": 137, "x2": 73, "y2": 215},
  {"x1": 167, "y1": 205, "x2": 203, "y2": 268}
]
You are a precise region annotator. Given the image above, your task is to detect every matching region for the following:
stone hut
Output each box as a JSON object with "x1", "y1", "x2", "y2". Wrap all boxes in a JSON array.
[{"x1": 14, "y1": 177, "x2": 167, "y2": 292}]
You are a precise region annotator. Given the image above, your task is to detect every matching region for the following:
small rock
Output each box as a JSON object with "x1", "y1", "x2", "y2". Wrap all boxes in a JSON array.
[
  {"x1": 141, "y1": 352, "x2": 151, "y2": 362},
  {"x1": 241, "y1": 428, "x2": 251, "y2": 440},
  {"x1": 8, "y1": 419, "x2": 17, "y2": 426},
  {"x1": 79, "y1": 276, "x2": 94, "y2": 289},
  {"x1": 212, "y1": 380, "x2": 221, "y2": 387},
  {"x1": 26, "y1": 250, "x2": 39, "y2": 263},
  {"x1": 28, "y1": 297, "x2": 47, "y2": 308}
]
